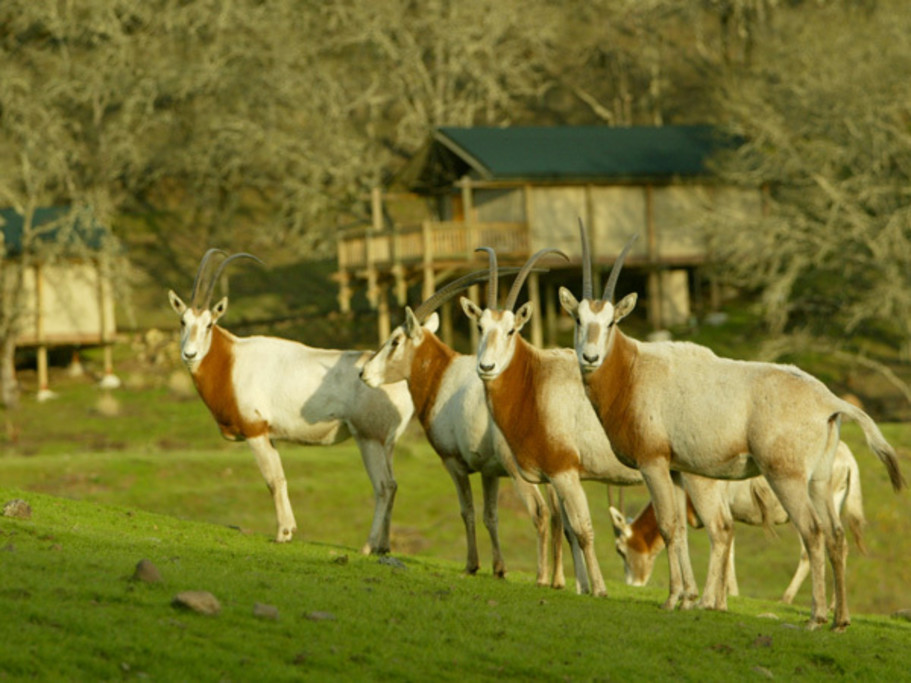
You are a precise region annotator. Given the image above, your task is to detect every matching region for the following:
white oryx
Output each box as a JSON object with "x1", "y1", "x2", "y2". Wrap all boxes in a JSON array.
[
  {"x1": 460, "y1": 248, "x2": 644, "y2": 598},
  {"x1": 168, "y1": 250, "x2": 414, "y2": 551},
  {"x1": 611, "y1": 441, "x2": 866, "y2": 605},
  {"x1": 360, "y1": 269, "x2": 588, "y2": 590},
  {"x1": 559, "y1": 223, "x2": 904, "y2": 630}
]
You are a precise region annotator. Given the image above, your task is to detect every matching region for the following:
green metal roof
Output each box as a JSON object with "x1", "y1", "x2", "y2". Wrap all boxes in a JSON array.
[
  {"x1": 405, "y1": 125, "x2": 730, "y2": 188},
  {"x1": 0, "y1": 206, "x2": 112, "y2": 257}
]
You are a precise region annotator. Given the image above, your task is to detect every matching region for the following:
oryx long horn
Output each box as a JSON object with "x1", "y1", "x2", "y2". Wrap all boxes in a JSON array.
[
  {"x1": 602, "y1": 235, "x2": 638, "y2": 303},
  {"x1": 202, "y1": 252, "x2": 265, "y2": 309},
  {"x1": 504, "y1": 248, "x2": 569, "y2": 311},
  {"x1": 475, "y1": 246, "x2": 499, "y2": 310},
  {"x1": 190, "y1": 248, "x2": 228, "y2": 309},
  {"x1": 410, "y1": 267, "x2": 528, "y2": 323},
  {"x1": 578, "y1": 218, "x2": 593, "y2": 301}
]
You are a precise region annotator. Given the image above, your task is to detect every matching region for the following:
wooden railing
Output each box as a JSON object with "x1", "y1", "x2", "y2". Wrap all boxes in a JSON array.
[{"x1": 338, "y1": 220, "x2": 529, "y2": 271}]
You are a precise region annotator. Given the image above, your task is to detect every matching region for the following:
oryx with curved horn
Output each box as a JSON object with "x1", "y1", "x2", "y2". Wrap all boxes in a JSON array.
[
  {"x1": 459, "y1": 247, "x2": 643, "y2": 598},
  {"x1": 360, "y1": 267, "x2": 590, "y2": 590},
  {"x1": 559, "y1": 221, "x2": 904, "y2": 629},
  {"x1": 168, "y1": 250, "x2": 414, "y2": 551}
]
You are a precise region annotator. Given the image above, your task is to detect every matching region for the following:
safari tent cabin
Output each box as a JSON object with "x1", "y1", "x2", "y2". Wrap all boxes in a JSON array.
[
  {"x1": 0, "y1": 206, "x2": 119, "y2": 398},
  {"x1": 337, "y1": 125, "x2": 762, "y2": 346}
]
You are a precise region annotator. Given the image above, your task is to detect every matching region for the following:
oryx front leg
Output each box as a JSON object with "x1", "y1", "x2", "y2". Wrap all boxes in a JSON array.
[
  {"x1": 549, "y1": 469, "x2": 605, "y2": 597},
  {"x1": 442, "y1": 460, "x2": 480, "y2": 574},
  {"x1": 356, "y1": 436, "x2": 397, "y2": 555},
  {"x1": 481, "y1": 473, "x2": 506, "y2": 578},
  {"x1": 641, "y1": 464, "x2": 699, "y2": 610},
  {"x1": 248, "y1": 434, "x2": 297, "y2": 543}
]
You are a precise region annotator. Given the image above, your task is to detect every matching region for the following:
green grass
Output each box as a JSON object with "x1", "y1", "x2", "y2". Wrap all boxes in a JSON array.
[
  {"x1": 2, "y1": 488, "x2": 910, "y2": 681},
  {"x1": 2, "y1": 329, "x2": 911, "y2": 679}
]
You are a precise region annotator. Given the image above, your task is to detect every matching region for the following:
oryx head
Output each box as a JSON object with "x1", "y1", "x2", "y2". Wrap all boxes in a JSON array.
[
  {"x1": 609, "y1": 505, "x2": 656, "y2": 587},
  {"x1": 167, "y1": 249, "x2": 263, "y2": 370},
  {"x1": 559, "y1": 220, "x2": 638, "y2": 374},
  {"x1": 360, "y1": 267, "x2": 522, "y2": 387},
  {"x1": 460, "y1": 247, "x2": 567, "y2": 382}
]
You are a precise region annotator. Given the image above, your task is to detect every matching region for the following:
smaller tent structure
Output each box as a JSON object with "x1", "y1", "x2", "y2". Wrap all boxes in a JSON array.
[{"x1": 0, "y1": 206, "x2": 120, "y2": 399}]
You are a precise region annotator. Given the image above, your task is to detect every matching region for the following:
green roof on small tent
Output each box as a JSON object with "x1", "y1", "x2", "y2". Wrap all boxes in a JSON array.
[
  {"x1": 400, "y1": 125, "x2": 734, "y2": 189},
  {"x1": 0, "y1": 206, "x2": 112, "y2": 257}
]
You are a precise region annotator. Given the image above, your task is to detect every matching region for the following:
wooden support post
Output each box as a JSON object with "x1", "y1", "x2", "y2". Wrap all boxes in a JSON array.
[
  {"x1": 467, "y1": 283, "x2": 479, "y2": 351},
  {"x1": 441, "y1": 300, "x2": 454, "y2": 348},
  {"x1": 422, "y1": 221, "x2": 435, "y2": 303},
  {"x1": 544, "y1": 279, "x2": 557, "y2": 347},
  {"x1": 644, "y1": 184, "x2": 663, "y2": 329},
  {"x1": 528, "y1": 271, "x2": 542, "y2": 348},
  {"x1": 461, "y1": 177, "x2": 477, "y2": 256},
  {"x1": 35, "y1": 264, "x2": 53, "y2": 401},
  {"x1": 37, "y1": 345, "x2": 49, "y2": 396},
  {"x1": 376, "y1": 282, "x2": 390, "y2": 343},
  {"x1": 337, "y1": 231, "x2": 352, "y2": 314}
]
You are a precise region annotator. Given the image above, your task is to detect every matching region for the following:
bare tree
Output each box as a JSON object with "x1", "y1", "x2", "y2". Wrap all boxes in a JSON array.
[{"x1": 706, "y1": 0, "x2": 911, "y2": 359}]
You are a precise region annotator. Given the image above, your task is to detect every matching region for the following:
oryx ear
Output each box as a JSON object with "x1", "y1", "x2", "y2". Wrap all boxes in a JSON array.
[
  {"x1": 609, "y1": 506, "x2": 632, "y2": 540},
  {"x1": 558, "y1": 287, "x2": 579, "y2": 317},
  {"x1": 168, "y1": 290, "x2": 187, "y2": 315},
  {"x1": 212, "y1": 296, "x2": 229, "y2": 321},
  {"x1": 460, "y1": 296, "x2": 482, "y2": 322},
  {"x1": 423, "y1": 311, "x2": 440, "y2": 334},
  {"x1": 515, "y1": 301, "x2": 533, "y2": 331},
  {"x1": 404, "y1": 307, "x2": 423, "y2": 339},
  {"x1": 614, "y1": 293, "x2": 638, "y2": 324}
]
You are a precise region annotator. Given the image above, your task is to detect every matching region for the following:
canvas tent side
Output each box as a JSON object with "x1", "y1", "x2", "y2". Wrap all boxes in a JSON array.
[{"x1": 0, "y1": 206, "x2": 120, "y2": 399}]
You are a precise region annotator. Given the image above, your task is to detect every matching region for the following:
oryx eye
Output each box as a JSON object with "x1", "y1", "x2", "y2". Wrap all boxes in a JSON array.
[
  {"x1": 507, "y1": 328, "x2": 516, "y2": 337},
  {"x1": 390, "y1": 338, "x2": 399, "y2": 349},
  {"x1": 206, "y1": 322, "x2": 213, "y2": 330},
  {"x1": 476, "y1": 324, "x2": 483, "y2": 334}
]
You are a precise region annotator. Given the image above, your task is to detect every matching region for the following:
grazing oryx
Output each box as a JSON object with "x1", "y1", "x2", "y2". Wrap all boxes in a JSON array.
[
  {"x1": 611, "y1": 441, "x2": 866, "y2": 605},
  {"x1": 168, "y1": 250, "x2": 414, "y2": 551},
  {"x1": 360, "y1": 269, "x2": 588, "y2": 590},
  {"x1": 559, "y1": 223, "x2": 904, "y2": 630},
  {"x1": 460, "y1": 248, "x2": 644, "y2": 598}
]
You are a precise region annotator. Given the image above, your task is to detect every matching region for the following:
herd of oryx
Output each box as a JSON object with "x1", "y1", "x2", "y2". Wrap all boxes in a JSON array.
[{"x1": 167, "y1": 223, "x2": 905, "y2": 632}]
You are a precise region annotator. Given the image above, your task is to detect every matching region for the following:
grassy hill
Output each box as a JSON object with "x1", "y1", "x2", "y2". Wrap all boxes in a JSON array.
[{"x1": 2, "y1": 487, "x2": 910, "y2": 681}]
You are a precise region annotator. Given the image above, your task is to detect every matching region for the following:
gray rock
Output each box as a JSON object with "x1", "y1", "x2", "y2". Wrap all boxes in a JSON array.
[
  {"x1": 3, "y1": 499, "x2": 31, "y2": 520},
  {"x1": 305, "y1": 611, "x2": 336, "y2": 622},
  {"x1": 253, "y1": 603, "x2": 280, "y2": 620},
  {"x1": 132, "y1": 559, "x2": 162, "y2": 583},
  {"x1": 172, "y1": 591, "x2": 221, "y2": 615}
]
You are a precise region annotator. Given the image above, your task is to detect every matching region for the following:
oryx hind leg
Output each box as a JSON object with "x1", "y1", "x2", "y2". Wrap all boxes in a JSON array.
[
  {"x1": 811, "y1": 418, "x2": 849, "y2": 630},
  {"x1": 355, "y1": 436, "x2": 397, "y2": 555},
  {"x1": 512, "y1": 478, "x2": 556, "y2": 588},
  {"x1": 685, "y1": 475, "x2": 733, "y2": 611},
  {"x1": 765, "y1": 473, "x2": 827, "y2": 628}
]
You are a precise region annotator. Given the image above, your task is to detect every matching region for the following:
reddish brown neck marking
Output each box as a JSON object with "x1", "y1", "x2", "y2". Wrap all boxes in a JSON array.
[
  {"x1": 408, "y1": 333, "x2": 456, "y2": 433},
  {"x1": 627, "y1": 502, "x2": 664, "y2": 554},
  {"x1": 486, "y1": 339, "x2": 577, "y2": 476},
  {"x1": 586, "y1": 330, "x2": 642, "y2": 463},
  {"x1": 627, "y1": 497, "x2": 700, "y2": 552},
  {"x1": 191, "y1": 326, "x2": 267, "y2": 440}
]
